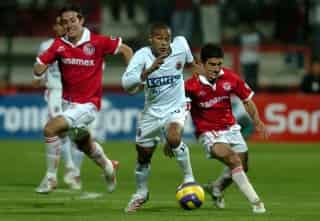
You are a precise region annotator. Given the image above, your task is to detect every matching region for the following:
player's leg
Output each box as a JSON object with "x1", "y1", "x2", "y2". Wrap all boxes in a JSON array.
[
  {"x1": 165, "y1": 122, "x2": 194, "y2": 183},
  {"x1": 125, "y1": 144, "x2": 155, "y2": 213},
  {"x1": 36, "y1": 90, "x2": 64, "y2": 193},
  {"x1": 164, "y1": 106, "x2": 194, "y2": 183},
  {"x1": 72, "y1": 128, "x2": 118, "y2": 193},
  {"x1": 64, "y1": 103, "x2": 118, "y2": 193},
  {"x1": 211, "y1": 143, "x2": 265, "y2": 213},
  {"x1": 70, "y1": 140, "x2": 84, "y2": 174},
  {"x1": 125, "y1": 113, "x2": 159, "y2": 213},
  {"x1": 60, "y1": 135, "x2": 81, "y2": 190},
  {"x1": 36, "y1": 116, "x2": 70, "y2": 193}
]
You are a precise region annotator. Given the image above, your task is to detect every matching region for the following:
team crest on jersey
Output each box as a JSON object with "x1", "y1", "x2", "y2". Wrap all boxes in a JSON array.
[
  {"x1": 176, "y1": 62, "x2": 182, "y2": 70},
  {"x1": 222, "y1": 82, "x2": 231, "y2": 91},
  {"x1": 57, "y1": 46, "x2": 65, "y2": 52},
  {"x1": 83, "y1": 43, "x2": 95, "y2": 55},
  {"x1": 199, "y1": 90, "x2": 206, "y2": 97}
]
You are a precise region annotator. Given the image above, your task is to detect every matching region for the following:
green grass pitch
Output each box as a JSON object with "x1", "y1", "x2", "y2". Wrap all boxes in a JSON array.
[{"x1": 0, "y1": 140, "x2": 319, "y2": 221}]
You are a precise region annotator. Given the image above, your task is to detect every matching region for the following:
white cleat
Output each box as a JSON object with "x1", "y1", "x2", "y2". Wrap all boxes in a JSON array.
[
  {"x1": 203, "y1": 183, "x2": 225, "y2": 209},
  {"x1": 252, "y1": 201, "x2": 266, "y2": 214},
  {"x1": 64, "y1": 169, "x2": 82, "y2": 190},
  {"x1": 35, "y1": 176, "x2": 57, "y2": 194},
  {"x1": 124, "y1": 192, "x2": 149, "y2": 213},
  {"x1": 104, "y1": 160, "x2": 119, "y2": 193}
]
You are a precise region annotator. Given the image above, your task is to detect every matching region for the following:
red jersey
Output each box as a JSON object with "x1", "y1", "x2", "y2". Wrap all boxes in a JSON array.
[
  {"x1": 185, "y1": 67, "x2": 254, "y2": 137},
  {"x1": 37, "y1": 28, "x2": 121, "y2": 110}
]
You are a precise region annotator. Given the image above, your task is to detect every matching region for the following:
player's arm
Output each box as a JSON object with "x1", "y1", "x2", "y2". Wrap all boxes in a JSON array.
[
  {"x1": 33, "y1": 62, "x2": 48, "y2": 80},
  {"x1": 243, "y1": 99, "x2": 269, "y2": 139},
  {"x1": 118, "y1": 43, "x2": 133, "y2": 65},
  {"x1": 185, "y1": 60, "x2": 204, "y2": 76},
  {"x1": 33, "y1": 40, "x2": 57, "y2": 80}
]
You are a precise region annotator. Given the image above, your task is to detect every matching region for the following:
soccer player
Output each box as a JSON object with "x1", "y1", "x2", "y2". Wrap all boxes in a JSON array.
[
  {"x1": 33, "y1": 4, "x2": 133, "y2": 194},
  {"x1": 184, "y1": 43, "x2": 268, "y2": 213},
  {"x1": 32, "y1": 16, "x2": 84, "y2": 193},
  {"x1": 122, "y1": 23, "x2": 201, "y2": 213}
]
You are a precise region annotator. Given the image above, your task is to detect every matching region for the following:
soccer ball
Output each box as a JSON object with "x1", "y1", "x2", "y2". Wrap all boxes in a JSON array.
[{"x1": 176, "y1": 182, "x2": 205, "y2": 210}]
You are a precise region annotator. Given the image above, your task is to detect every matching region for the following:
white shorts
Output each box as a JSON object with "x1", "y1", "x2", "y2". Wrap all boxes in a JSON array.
[
  {"x1": 198, "y1": 124, "x2": 248, "y2": 159},
  {"x1": 136, "y1": 104, "x2": 188, "y2": 147},
  {"x1": 61, "y1": 100, "x2": 97, "y2": 129},
  {"x1": 45, "y1": 89, "x2": 62, "y2": 119}
]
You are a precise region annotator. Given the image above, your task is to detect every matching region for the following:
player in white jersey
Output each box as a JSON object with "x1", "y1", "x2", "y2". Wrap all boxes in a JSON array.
[
  {"x1": 122, "y1": 23, "x2": 202, "y2": 212},
  {"x1": 32, "y1": 16, "x2": 83, "y2": 193}
]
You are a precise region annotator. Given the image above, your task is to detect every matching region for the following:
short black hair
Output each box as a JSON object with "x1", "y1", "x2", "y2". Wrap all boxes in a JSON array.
[
  {"x1": 200, "y1": 43, "x2": 224, "y2": 63},
  {"x1": 59, "y1": 4, "x2": 84, "y2": 18},
  {"x1": 149, "y1": 23, "x2": 171, "y2": 36}
]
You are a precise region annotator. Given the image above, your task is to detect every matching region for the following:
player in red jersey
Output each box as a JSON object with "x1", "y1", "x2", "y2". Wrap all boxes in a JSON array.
[
  {"x1": 33, "y1": 4, "x2": 133, "y2": 193},
  {"x1": 184, "y1": 43, "x2": 268, "y2": 213}
]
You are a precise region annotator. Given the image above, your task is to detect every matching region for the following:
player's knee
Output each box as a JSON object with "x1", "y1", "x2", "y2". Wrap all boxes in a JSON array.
[
  {"x1": 166, "y1": 123, "x2": 182, "y2": 148},
  {"x1": 44, "y1": 123, "x2": 57, "y2": 137},
  {"x1": 166, "y1": 134, "x2": 181, "y2": 148},
  {"x1": 227, "y1": 153, "x2": 242, "y2": 169}
]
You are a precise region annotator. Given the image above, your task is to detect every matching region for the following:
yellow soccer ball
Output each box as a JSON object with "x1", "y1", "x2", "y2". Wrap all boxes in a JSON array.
[{"x1": 176, "y1": 182, "x2": 205, "y2": 210}]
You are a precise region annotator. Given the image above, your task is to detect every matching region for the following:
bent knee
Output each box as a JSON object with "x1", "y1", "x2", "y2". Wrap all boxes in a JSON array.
[
  {"x1": 44, "y1": 123, "x2": 58, "y2": 137},
  {"x1": 228, "y1": 153, "x2": 242, "y2": 168}
]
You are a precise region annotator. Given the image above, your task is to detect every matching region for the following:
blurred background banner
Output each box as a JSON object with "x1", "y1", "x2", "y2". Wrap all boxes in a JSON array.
[
  {"x1": 0, "y1": 93, "x2": 195, "y2": 140},
  {"x1": 0, "y1": 93, "x2": 319, "y2": 142},
  {"x1": 251, "y1": 93, "x2": 320, "y2": 142}
]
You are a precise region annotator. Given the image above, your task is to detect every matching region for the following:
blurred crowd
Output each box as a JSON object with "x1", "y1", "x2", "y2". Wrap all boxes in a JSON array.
[{"x1": 0, "y1": 0, "x2": 320, "y2": 94}]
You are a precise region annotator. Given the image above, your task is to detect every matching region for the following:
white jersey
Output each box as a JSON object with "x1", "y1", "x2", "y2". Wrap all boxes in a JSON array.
[
  {"x1": 38, "y1": 39, "x2": 62, "y2": 90},
  {"x1": 122, "y1": 36, "x2": 194, "y2": 117}
]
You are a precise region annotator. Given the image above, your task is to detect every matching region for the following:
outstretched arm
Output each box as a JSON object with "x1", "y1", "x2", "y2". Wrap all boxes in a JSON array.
[
  {"x1": 243, "y1": 99, "x2": 269, "y2": 139},
  {"x1": 118, "y1": 43, "x2": 133, "y2": 65}
]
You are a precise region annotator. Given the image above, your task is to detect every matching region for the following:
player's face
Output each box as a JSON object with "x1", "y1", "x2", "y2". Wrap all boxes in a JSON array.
[
  {"x1": 149, "y1": 28, "x2": 171, "y2": 56},
  {"x1": 53, "y1": 17, "x2": 65, "y2": 37},
  {"x1": 203, "y1": 57, "x2": 223, "y2": 80},
  {"x1": 60, "y1": 11, "x2": 84, "y2": 40}
]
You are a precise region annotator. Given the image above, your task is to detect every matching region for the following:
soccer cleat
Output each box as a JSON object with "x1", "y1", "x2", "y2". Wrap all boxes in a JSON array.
[
  {"x1": 104, "y1": 160, "x2": 119, "y2": 193},
  {"x1": 35, "y1": 176, "x2": 57, "y2": 194},
  {"x1": 203, "y1": 183, "x2": 225, "y2": 209},
  {"x1": 64, "y1": 169, "x2": 82, "y2": 190},
  {"x1": 252, "y1": 201, "x2": 266, "y2": 214},
  {"x1": 124, "y1": 192, "x2": 149, "y2": 213}
]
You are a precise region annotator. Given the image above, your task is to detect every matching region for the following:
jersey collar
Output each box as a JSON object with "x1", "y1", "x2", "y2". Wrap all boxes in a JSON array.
[
  {"x1": 199, "y1": 69, "x2": 224, "y2": 86},
  {"x1": 61, "y1": 27, "x2": 91, "y2": 47}
]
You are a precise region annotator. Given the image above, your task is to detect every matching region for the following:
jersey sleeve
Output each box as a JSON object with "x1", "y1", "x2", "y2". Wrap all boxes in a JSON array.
[
  {"x1": 37, "y1": 39, "x2": 59, "y2": 65},
  {"x1": 100, "y1": 35, "x2": 122, "y2": 55},
  {"x1": 233, "y1": 75, "x2": 254, "y2": 101},
  {"x1": 175, "y1": 36, "x2": 194, "y2": 63},
  {"x1": 121, "y1": 50, "x2": 145, "y2": 92}
]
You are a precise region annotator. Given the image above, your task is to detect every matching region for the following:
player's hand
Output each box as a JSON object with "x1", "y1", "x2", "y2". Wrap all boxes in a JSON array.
[
  {"x1": 149, "y1": 54, "x2": 167, "y2": 72},
  {"x1": 254, "y1": 120, "x2": 269, "y2": 140},
  {"x1": 192, "y1": 61, "x2": 204, "y2": 77},
  {"x1": 163, "y1": 142, "x2": 174, "y2": 158},
  {"x1": 141, "y1": 54, "x2": 167, "y2": 81}
]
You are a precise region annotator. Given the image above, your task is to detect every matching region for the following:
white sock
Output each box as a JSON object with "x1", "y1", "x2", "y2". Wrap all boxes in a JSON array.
[
  {"x1": 60, "y1": 136, "x2": 75, "y2": 170},
  {"x1": 89, "y1": 142, "x2": 114, "y2": 176},
  {"x1": 45, "y1": 136, "x2": 61, "y2": 178},
  {"x1": 135, "y1": 163, "x2": 150, "y2": 196},
  {"x1": 172, "y1": 142, "x2": 194, "y2": 183},
  {"x1": 71, "y1": 142, "x2": 84, "y2": 174},
  {"x1": 231, "y1": 166, "x2": 260, "y2": 204}
]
